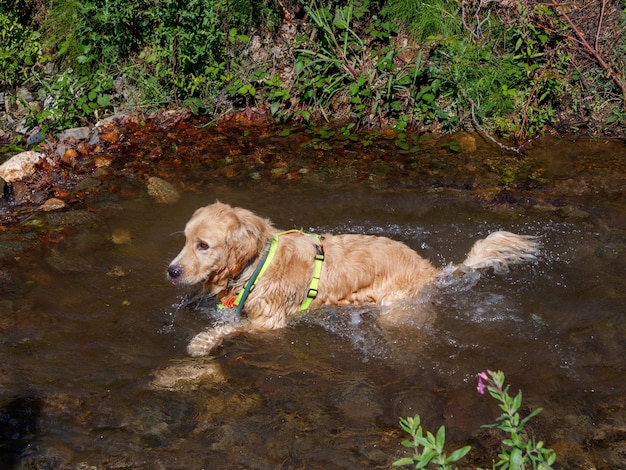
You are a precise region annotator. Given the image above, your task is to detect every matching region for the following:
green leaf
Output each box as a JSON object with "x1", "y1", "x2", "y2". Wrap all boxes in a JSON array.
[
  {"x1": 509, "y1": 448, "x2": 523, "y2": 470},
  {"x1": 435, "y1": 425, "x2": 446, "y2": 449},
  {"x1": 392, "y1": 457, "x2": 415, "y2": 467},
  {"x1": 511, "y1": 391, "x2": 523, "y2": 414},
  {"x1": 447, "y1": 445, "x2": 472, "y2": 463},
  {"x1": 57, "y1": 40, "x2": 70, "y2": 57},
  {"x1": 97, "y1": 94, "x2": 111, "y2": 107},
  {"x1": 294, "y1": 60, "x2": 305, "y2": 75},
  {"x1": 395, "y1": 140, "x2": 409, "y2": 150}
]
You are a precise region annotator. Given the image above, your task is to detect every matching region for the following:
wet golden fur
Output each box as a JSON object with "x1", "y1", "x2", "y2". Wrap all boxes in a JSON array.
[{"x1": 168, "y1": 202, "x2": 539, "y2": 356}]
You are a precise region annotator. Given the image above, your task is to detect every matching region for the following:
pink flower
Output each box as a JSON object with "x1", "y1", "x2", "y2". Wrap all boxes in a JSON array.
[{"x1": 477, "y1": 371, "x2": 490, "y2": 395}]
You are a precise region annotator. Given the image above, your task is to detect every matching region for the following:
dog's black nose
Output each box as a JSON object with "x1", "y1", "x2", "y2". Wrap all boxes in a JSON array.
[{"x1": 168, "y1": 265, "x2": 183, "y2": 279}]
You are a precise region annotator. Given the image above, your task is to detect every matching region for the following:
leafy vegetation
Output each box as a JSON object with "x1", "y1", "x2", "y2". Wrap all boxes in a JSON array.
[
  {"x1": 0, "y1": 0, "x2": 625, "y2": 141},
  {"x1": 0, "y1": 9, "x2": 42, "y2": 86},
  {"x1": 394, "y1": 370, "x2": 557, "y2": 470}
]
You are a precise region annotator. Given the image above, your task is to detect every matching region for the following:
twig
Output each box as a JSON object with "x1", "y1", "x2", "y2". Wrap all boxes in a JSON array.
[
  {"x1": 595, "y1": 0, "x2": 608, "y2": 51},
  {"x1": 469, "y1": 100, "x2": 525, "y2": 156},
  {"x1": 453, "y1": 76, "x2": 525, "y2": 155}
]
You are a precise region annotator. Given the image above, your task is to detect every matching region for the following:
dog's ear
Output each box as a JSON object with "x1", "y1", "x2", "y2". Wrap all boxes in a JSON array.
[{"x1": 226, "y1": 207, "x2": 274, "y2": 275}]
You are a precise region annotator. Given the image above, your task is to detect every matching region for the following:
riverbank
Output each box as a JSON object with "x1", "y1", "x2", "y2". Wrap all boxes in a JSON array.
[{"x1": 1, "y1": 108, "x2": 625, "y2": 265}]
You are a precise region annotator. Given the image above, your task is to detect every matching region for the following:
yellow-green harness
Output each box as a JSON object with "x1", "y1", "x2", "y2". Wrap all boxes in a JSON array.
[{"x1": 229, "y1": 230, "x2": 324, "y2": 316}]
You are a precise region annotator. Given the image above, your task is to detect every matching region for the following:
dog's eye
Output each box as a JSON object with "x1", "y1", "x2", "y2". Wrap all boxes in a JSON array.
[{"x1": 196, "y1": 241, "x2": 210, "y2": 251}]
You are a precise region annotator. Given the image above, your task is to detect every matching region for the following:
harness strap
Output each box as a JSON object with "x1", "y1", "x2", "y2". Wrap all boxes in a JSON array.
[
  {"x1": 233, "y1": 237, "x2": 276, "y2": 316},
  {"x1": 225, "y1": 230, "x2": 324, "y2": 315},
  {"x1": 299, "y1": 241, "x2": 324, "y2": 311}
]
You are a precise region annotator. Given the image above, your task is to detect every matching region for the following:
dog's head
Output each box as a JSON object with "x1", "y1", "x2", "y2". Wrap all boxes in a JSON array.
[{"x1": 167, "y1": 202, "x2": 275, "y2": 295}]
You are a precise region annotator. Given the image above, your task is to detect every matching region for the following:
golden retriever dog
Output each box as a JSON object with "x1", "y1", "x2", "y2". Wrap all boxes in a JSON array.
[{"x1": 167, "y1": 202, "x2": 539, "y2": 356}]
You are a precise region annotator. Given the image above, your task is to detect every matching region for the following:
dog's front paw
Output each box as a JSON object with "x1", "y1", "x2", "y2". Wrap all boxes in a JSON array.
[
  {"x1": 187, "y1": 324, "x2": 241, "y2": 357},
  {"x1": 187, "y1": 331, "x2": 223, "y2": 356}
]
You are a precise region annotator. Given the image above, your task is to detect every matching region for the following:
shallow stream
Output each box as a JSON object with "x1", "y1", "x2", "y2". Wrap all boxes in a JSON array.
[{"x1": 0, "y1": 129, "x2": 625, "y2": 469}]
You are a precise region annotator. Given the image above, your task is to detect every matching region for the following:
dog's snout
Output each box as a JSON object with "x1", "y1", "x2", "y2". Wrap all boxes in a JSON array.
[{"x1": 167, "y1": 264, "x2": 183, "y2": 280}]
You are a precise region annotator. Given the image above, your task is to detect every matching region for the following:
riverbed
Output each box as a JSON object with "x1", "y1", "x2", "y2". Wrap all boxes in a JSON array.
[{"x1": 0, "y1": 125, "x2": 624, "y2": 469}]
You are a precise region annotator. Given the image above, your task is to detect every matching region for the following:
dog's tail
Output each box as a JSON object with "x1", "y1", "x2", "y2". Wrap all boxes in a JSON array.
[{"x1": 458, "y1": 231, "x2": 540, "y2": 274}]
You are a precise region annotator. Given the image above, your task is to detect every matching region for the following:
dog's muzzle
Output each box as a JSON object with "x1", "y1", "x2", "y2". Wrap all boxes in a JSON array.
[{"x1": 167, "y1": 264, "x2": 183, "y2": 283}]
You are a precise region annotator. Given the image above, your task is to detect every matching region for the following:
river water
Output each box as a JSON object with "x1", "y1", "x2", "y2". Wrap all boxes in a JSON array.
[{"x1": 0, "y1": 128, "x2": 625, "y2": 469}]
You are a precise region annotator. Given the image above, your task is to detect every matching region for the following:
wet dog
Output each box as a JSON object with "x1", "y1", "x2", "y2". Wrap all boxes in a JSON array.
[{"x1": 167, "y1": 202, "x2": 539, "y2": 356}]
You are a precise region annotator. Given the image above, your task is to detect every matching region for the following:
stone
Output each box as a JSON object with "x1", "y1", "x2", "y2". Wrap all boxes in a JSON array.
[
  {"x1": 455, "y1": 132, "x2": 477, "y2": 152},
  {"x1": 26, "y1": 131, "x2": 43, "y2": 148},
  {"x1": 55, "y1": 143, "x2": 68, "y2": 158},
  {"x1": 46, "y1": 210, "x2": 99, "y2": 228},
  {"x1": 74, "y1": 177, "x2": 102, "y2": 192},
  {"x1": 46, "y1": 250, "x2": 93, "y2": 273},
  {"x1": 150, "y1": 359, "x2": 226, "y2": 391},
  {"x1": 10, "y1": 181, "x2": 33, "y2": 205},
  {"x1": 0, "y1": 151, "x2": 49, "y2": 183},
  {"x1": 57, "y1": 126, "x2": 91, "y2": 142},
  {"x1": 147, "y1": 176, "x2": 180, "y2": 204},
  {"x1": 39, "y1": 198, "x2": 66, "y2": 212},
  {"x1": 111, "y1": 228, "x2": 131, "y2": 245},
  {"x1": 16, "y1": 87, "x2": 33, "y2": 103}
]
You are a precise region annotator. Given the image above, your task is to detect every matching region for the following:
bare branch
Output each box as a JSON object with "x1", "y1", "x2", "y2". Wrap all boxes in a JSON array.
[{"x1": 551, "y1": 0, "x2": 626, "y2": 107}]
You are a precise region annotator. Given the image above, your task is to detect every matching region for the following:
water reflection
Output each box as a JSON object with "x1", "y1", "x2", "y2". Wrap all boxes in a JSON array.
[{"x1": 0, "y1": 184, "x2": 624, "y2": 469}]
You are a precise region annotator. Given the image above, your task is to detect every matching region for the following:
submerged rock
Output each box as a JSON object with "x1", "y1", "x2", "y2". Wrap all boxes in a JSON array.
[
  {"x1": 46, "y1": 210, "x2": 100, "y2": 228},
  {"x1": 46, "y1": 249, "x2": 93, "y2": 273},
  {"x1": 146, "y1": 176, "x2": 180, "y2": 204},
  {"x1": 110, "y1": 228, "x2": 132, "y2": 245},
  {"x1": 150, "y1": 359, "x2": 226, "y2": 391}
]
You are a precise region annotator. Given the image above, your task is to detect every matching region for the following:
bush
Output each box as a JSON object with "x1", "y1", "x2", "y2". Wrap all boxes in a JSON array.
[{"x1": 0, "y1": 10, "x2": 42, "y2": 88}]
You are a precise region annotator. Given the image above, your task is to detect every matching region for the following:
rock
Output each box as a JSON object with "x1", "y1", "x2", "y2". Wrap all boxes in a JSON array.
[
  {"x1": 55, "y1": 143, "x2": 68, "y2": 158},
  {"x1": 16, "y1": 87, "x2": 34, "y2": 103},
  {"x1": 558, "y1": 205, "x2": 590, "y2": 219},
  {"x1": 147, "y1": 176, "x2": 180, "y2": 204},
  {"x1": 74, "y1": 177, "x2": 102, "y2": 192},
  {"x1": 11, "y1": 181, "x2": 35, "y2": 205},
  {"x1": 0, "y1": 238, "x2": 36, "y2": 261},
  {"x1": 46, "y1": 250, "x2": 93, "y2": 273},
  {"x1": 106, "y1": 265, "x2": 128, "y2": 278},
  {"x1": 46, "y1": 210, "x2": 99, "y2": 228},
  {"x1": 455, "y1": 132, "x2": 477, "y2": 152},
  {"x1": 88, "y1": 133, "x2": 100, "y2": 145},
  {"x1": 0, "y1": 151, "x2": 49, "y2": 183},
  {"x1": 39, "y1": 198, "x2": 66, "y2": 212},
  {"x1": 26, "y1": 131, "x2": 43, "y2": 148},
  {"x1": 57, "y1": 126, "x2": 91, "y2": 142},
  {"x1": 150, "y1": 359, "x2": 226, "y2": 391},
  {"x1": 111, "y1": 228, "x2": 131, "y2": 245}
]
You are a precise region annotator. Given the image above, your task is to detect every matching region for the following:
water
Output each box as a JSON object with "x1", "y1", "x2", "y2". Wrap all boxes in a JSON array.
[{"x1": 1, "y1": 167, "x2": 625, "y2": 468}]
